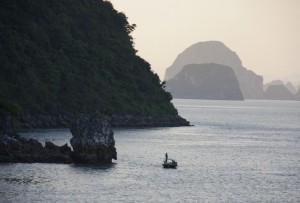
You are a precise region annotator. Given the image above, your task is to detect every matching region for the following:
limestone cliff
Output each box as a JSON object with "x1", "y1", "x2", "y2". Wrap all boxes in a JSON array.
[
  {"x1": 70, "y1": 115, "x2": 117, "y2": 164},
  {"x1": 164, "y1": 41, "x2": 264, "y2": 99},
  {"x1": 166, "y1": 63, "x2": 244, "y2": 100}
]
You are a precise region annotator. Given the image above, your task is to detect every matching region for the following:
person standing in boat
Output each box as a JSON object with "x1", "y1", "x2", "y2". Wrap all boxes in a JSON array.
[{"x1": 165, "y1": 153, "x2": 168, "y2": 162}]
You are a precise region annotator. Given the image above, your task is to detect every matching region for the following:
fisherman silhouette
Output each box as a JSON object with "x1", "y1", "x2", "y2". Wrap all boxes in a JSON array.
[{"x1": 165, "y1": 153, "x2": 168, "y2": 162}]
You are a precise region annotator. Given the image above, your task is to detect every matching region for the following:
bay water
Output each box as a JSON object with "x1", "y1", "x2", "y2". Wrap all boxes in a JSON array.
[{"x1": 1, "y1": 99, "x2": 299, "y2": 202}]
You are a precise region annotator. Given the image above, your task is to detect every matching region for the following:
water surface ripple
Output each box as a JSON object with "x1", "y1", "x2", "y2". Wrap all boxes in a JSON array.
[{"x1": 1, "y1": 99, "x2": 299, "y2": 202}]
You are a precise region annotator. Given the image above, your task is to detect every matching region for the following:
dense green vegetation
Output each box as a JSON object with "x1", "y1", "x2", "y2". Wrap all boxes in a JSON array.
[{"x1": 0, "y1": 0, "x2": 177, "y2": 119}]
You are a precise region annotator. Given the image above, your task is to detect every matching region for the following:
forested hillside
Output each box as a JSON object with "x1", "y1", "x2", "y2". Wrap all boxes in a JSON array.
[{"x1": 0, "y1": 0, "x2": 177, "y2": 124}]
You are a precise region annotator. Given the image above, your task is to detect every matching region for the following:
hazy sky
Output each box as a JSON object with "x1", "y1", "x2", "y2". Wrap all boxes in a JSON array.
[{"x1": 109, "y1": 0, "x2": 300, "y2": 85}]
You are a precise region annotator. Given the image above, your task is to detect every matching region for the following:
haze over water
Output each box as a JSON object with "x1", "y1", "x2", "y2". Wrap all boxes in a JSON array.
[
  {"x1": 1, "y1": 99, "x2": 299, "y2": 202},
  {"x1": 110, "y1": 0, "x2": 300, "y2": 85}
]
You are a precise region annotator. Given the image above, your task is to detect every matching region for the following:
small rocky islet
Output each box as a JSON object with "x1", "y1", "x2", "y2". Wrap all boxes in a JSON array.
[
  {"x1": 70, "y1": 115, "x2": 117, "y2": 164},
  {"x1": 0, "y1": 114, "x2": 117, "y2": 164}
]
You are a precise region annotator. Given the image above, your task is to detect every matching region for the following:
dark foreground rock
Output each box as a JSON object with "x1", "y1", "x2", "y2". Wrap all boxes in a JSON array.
[
  {"x1": 70, "y1": 115, "x2": 117, "y2": 164},
  {"x1": 1, "y1": 112, "x2": 188, "y2": 164},
  {"x1": 0, "y1": 134, "x2": 73, "y2": 163},
  {"x1": 0, "y1": 113, "x2": 117, "y2": 164}
]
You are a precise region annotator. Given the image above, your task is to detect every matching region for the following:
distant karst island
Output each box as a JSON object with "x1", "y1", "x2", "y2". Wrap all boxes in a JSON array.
[
  {"x1": 166, "y1": 63, "x2": 244, "y2": 100},
  {"x1": 264, "y1": 80, "x2": 298, "y2": 100},
  {"x1": 165, "y1": 41, "x2": 299, "y2": 101}
]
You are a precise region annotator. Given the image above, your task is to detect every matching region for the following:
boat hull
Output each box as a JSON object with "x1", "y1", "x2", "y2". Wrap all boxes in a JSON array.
[
  {"x1": 162, "y1": 160, "x2": 178, "y2": 169},
  {"x1": 162, "y1": 164, "x2": 177, "y2": 169}
]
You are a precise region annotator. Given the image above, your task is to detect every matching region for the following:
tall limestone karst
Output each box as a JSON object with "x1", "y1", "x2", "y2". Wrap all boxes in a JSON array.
[
  {"x1": 166, "y1": 63, "x2": 244, "y2": 100},
  {"x1": 164, "y1": 41, "x2": 264, "y2": 99},
  {"x1": 0, "y1": 0, "x2": 188, "y2": 127}
]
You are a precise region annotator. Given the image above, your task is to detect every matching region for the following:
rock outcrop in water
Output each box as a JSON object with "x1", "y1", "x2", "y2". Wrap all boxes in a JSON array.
[
  {"x1": 1, "y1": 112, "x2": 117, "y2": 164},
  {"x1": 165, "y1": 63, "x2": 244, "y2": 100},
  {"x1": 164, "y1": 41, "x2": 264, "y2": 99},
  {"x1": 0, "y1": 134, "x2": 73, "y2": 163},
  {"x1": 70, "y1": 115, "x2": 117, "y2": 164},
  {"x1": 0, "y1": 112, "x2": 72, "y2": 163}
]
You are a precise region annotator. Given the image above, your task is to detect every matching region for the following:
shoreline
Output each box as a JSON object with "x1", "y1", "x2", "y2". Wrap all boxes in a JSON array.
[{"x1": 19, "y1": 113, "x2": 191, "y2": 129}]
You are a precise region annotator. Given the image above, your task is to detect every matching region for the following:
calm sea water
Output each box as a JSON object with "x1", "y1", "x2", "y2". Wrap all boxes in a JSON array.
[{"x1": 1, "y1": 99, "x2": 300, "y2": 202}]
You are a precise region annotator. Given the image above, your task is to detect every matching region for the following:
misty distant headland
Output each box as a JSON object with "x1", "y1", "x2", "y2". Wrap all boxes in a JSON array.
[
  {"x1": 264, "y1": 80, "x2": 298, "y2": 100},
  {"x1": 165, "y1": 41, "x2": 299, "y2": 101}
]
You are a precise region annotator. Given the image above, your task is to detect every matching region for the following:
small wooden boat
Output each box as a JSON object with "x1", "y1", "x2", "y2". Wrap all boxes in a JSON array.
[{"x1": 162, "y1": 159, "x2": 177, "y2": 169}]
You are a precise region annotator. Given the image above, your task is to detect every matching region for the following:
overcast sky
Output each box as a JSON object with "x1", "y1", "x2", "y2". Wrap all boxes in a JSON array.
[{"x1": 109, "y1": 0, "x2": 300, "y2": 85}]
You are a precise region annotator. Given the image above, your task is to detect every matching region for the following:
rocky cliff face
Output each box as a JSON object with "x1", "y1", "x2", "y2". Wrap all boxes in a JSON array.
[
  {"x1": 264, "y1": 85, "x2": 295, "y2": 100},
  {"x1": 70, "y1": 115, "x2": 117, "y2": 164},
  {"x1": 166, "y1": 63, "x2": 244, "y2": 100},
  {"x1": 164, "y1": 41, "x2": 264, "y2": 99}
]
